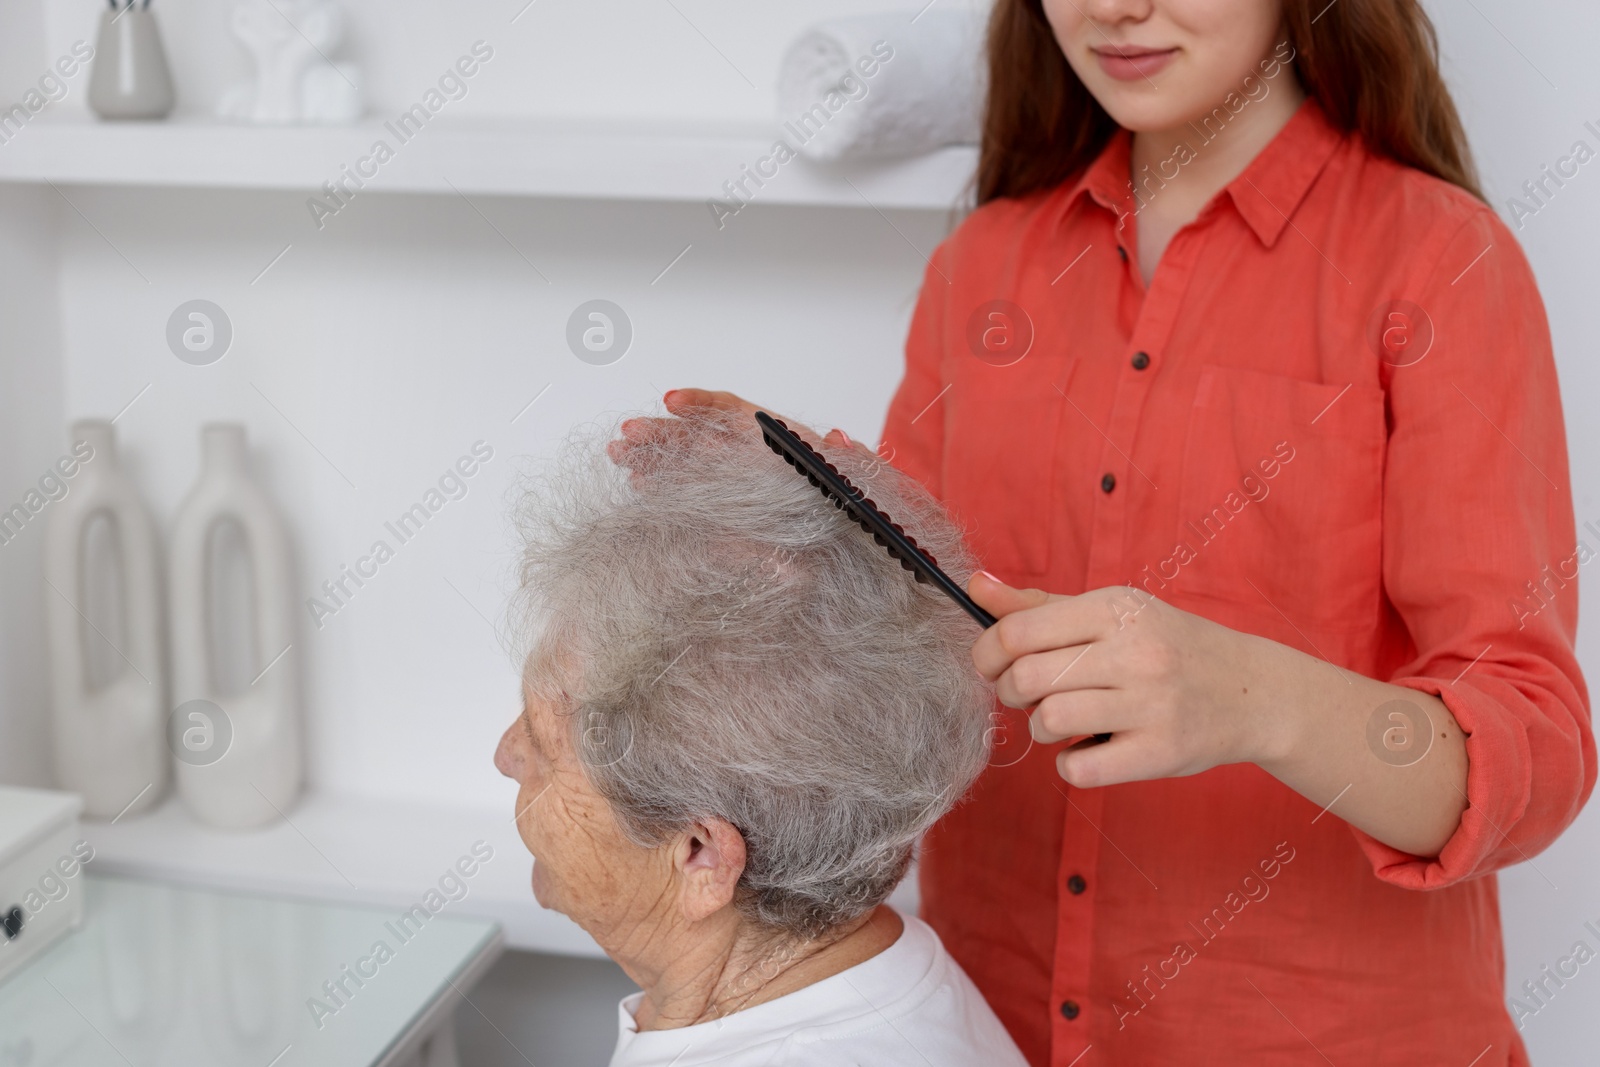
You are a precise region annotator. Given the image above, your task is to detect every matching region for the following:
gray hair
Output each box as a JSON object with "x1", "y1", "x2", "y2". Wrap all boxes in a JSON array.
[{"x1": 512, "y1": 410, "x2": 992, "y2": 941}]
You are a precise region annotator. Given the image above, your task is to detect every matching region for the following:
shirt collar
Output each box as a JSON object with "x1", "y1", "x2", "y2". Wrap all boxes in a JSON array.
[{"x1": 1057, "y1": 97, "x2": 1344, "y2": 248}]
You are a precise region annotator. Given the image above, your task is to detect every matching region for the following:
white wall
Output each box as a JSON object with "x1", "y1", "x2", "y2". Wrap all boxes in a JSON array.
[
  {"x1": 0, "y1": 185, "x2": 64, "y2": 790},
  {"x1": 50, "y1": 185, "x2": 944, "y2": 809},
  {"x1": 0, "y1": 0, "x2": 63, "y2": 790},
  {"x1": 2, "y1": 0, "x2": 1598, "y2": 1063}
]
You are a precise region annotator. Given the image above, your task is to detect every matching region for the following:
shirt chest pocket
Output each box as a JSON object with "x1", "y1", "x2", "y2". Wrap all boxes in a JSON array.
[
  {"x1": 939, "y1": 357, "x2": 1076, "y2": 579},
  {"x1": 1170, "y1": 365, "x2": 1387, "y2": 631}
]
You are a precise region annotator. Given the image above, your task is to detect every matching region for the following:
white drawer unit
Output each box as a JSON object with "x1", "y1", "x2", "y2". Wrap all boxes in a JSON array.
[{"x1": 0, "y1": 785, "x2": 89, "y2": 986}]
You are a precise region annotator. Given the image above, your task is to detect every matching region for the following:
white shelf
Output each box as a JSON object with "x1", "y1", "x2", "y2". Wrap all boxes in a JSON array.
[
  {"x1": 0, "y1": 115, "x2": 976, "y2": 209},
  {"x1": 81, "y1": 790, "x2": 606, "y2": 959}
]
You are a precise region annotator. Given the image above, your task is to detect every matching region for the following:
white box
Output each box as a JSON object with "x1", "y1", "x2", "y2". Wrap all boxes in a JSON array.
[{"x1": 0, "y1": 786, "x2": 89, "y2": 985}]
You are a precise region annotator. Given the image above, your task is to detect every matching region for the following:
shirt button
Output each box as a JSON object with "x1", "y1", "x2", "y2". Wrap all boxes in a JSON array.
[
  {"x1": 1100, "y1": 473, "x2": 1116, "y2": 493},
  {"x1": 1131, "y1": 351, "x2": 1150, "y2": 370},
  {"x1": 1067, "y1": 874, "x2": 1087, "y2": 895},
  {"x1": 1060, "y1": 1000, "x2": 1081, "y2": 1020}
]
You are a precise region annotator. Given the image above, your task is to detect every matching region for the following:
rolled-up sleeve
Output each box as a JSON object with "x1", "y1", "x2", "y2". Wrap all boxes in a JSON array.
[{"x1": 1354, "y1": 207, "x2": 1595, "y2": 887}]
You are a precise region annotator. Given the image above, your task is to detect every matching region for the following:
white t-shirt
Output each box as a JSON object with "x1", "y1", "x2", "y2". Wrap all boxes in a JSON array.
[{"x1": 608, "y1": 911, "x2": 1027, "y2": 1067}]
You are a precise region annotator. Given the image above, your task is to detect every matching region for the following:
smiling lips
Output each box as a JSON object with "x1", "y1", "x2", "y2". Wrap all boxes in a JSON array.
[{"x1": 1093, "y1": 45, "x2": 1178, "y2": 81}]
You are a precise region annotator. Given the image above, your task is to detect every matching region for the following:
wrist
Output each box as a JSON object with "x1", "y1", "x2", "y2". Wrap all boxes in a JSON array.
[{"x1": 1230, "y1": 630, "x2": 1309, "y2": 770}]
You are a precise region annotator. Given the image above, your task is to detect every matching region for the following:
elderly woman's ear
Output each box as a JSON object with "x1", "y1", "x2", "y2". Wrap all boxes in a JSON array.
[{"x1": 672, "y1": 818, "x2": 747, "y2": 924}]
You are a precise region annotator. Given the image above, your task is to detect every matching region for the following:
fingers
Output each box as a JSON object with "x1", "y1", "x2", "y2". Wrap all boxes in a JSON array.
[
  {"x1": 663, "y1": 388, "x2": 759, "y2": 416},
  {"x1": 970, "y1": 579, "x2": 1105, "y2": 682},
  {"x1": 659, "y1": 389, "x2": 827, "y2": 443},
  {"x1": 611, "y1": 392, "x2": 763, "y2": 476},
  {"x1": 613, "y1": 392, "x2": 759, "y2": 465},
  {"x1": 1056, "y1": 734, "x2": 1144, "y2": 790},
  {"x1": 1029, "y1": 689, "x2": 1122, "y2": 745},
  {"x1": 615, "y1": 415, "x2": 675, "y2": 450},
  {"x1": 611, "y1": 391, "x2": 842, "y2": 485},
  {"x1": 968, "y1": 571, "x2": 1052, "y2": 619},
  {"x1": 822, "y1": 427, "x2": 862, "y2": 453},
  {"x1": 993, "y1": 643, "x2": 1106, "y2": 708},
  {"x1": 609, "y1": 415, "x2": 694, "y2": 476},
  {"x1": 824, "y1": 428, "x2": 899, "y2": 474}
]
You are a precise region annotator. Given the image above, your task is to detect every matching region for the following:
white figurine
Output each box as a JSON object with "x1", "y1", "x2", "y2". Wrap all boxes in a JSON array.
[{"x1": 217, "y1": 0, "x2": 361, "y2": 124}]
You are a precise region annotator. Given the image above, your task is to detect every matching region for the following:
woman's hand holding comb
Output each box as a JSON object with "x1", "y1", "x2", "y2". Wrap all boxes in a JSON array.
[{"x1": 967, "y1": 571, "x2": 1287, "y2": 790}]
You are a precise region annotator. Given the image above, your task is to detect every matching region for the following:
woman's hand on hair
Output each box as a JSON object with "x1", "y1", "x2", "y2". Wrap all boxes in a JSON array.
[
  {"x1": 609, "y1": 390, "x2": 854, "y2": 474},
  {"x1": 966, "y1": 572, "x2": 1286, "y2": 789}
]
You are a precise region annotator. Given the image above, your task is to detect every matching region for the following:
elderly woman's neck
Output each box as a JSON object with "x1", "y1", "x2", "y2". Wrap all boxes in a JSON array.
[{"x1": 622, "y1": 905, "x2": 904, "y2": 1031}]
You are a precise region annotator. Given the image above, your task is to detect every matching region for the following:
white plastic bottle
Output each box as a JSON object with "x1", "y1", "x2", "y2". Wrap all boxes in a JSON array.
[
  {"x1": 43, "y1": 420, "x2": 169, "y2": 820},
  {"x1": 169, "y1": 424, "x2": 302, "y2": 829}
]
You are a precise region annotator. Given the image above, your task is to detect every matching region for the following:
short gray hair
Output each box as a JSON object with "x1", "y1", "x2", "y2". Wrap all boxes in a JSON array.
[{"x1": 513, "y1": 411, "x2": 992, "y2": 941}]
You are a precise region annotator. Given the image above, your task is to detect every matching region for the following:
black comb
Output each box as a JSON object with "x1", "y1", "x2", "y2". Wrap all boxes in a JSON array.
[
  {"x1": 756, "y1": 412, "x2": 995, "y2": 628},
  {"x1": 755, "y1": 412, "x2": 1112, "y2": 745}
]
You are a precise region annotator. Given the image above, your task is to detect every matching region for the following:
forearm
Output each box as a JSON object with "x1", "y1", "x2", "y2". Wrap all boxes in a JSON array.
[{"x1": 1241, "y1": 631, "x2": 1468, "y2": 858}]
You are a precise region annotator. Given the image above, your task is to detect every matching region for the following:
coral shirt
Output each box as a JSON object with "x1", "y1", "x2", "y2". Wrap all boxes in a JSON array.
[{"x1": 882, "y1": 98, "x2": 1594, "y2": 1067}]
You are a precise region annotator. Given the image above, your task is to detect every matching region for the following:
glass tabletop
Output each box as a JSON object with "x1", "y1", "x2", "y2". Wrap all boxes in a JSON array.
[{"x1": 0, "y1": 875, "x2": 501, "y2": 1067}]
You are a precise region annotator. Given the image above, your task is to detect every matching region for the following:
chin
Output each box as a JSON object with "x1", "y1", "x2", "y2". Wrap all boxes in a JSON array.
[
  {"x1": 530, "y1": 858, "x2": 558, "y2": 910},
  {"x1": 1083, "y1": 78, "x2": 1202, "y2": 134}
]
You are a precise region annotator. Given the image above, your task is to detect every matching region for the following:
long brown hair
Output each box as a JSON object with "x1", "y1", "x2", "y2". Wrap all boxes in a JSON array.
[{"x1": 976, "y1": 0, "x2": 1483, "y2": 205}]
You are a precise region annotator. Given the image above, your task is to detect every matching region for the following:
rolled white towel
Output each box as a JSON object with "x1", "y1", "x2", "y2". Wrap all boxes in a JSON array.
[{"x1": 776, "y1": 10, "x2": 988, "y2": 163}]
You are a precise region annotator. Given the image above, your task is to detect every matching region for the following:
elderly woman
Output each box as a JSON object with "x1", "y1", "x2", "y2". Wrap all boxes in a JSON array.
[{"x1": 494, "y1": 411, "x2": 1026, "y2": 1066}]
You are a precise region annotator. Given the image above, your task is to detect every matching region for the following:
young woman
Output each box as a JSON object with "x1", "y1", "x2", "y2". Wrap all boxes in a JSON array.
[{"x1": 629, "y1": 0, "x2": 1594, "y2": 1062}]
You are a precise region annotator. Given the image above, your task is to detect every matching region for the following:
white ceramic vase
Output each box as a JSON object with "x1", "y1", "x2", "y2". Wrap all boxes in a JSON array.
[
  {"x1": 43, "y1": 420, "x2": 168, "y2": 820},
  {"x1": 169, "y1": 424, "x2": 301, "y2": 829}
]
